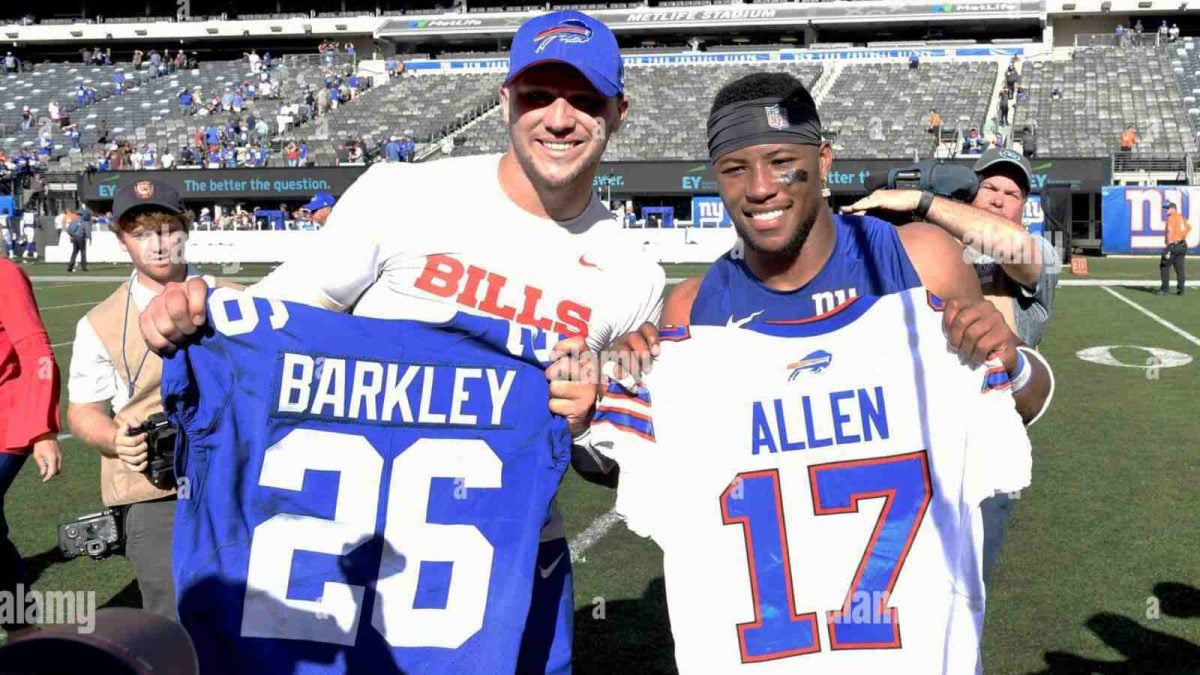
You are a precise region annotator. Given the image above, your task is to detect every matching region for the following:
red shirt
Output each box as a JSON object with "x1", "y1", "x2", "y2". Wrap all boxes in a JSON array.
[{"x1": 0, "y1": 260, "x2": 61, "y2": 454}]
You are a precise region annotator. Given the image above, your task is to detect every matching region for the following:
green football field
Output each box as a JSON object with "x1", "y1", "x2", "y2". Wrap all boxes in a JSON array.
[{"x1": 5, "y1": 258, "x2": 1198, "y2": 673}]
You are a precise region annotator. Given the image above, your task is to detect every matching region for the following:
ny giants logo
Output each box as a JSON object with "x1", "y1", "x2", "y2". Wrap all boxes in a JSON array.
[{"x1": 415, "y1": 254, "x2": 593, "y2": 337}]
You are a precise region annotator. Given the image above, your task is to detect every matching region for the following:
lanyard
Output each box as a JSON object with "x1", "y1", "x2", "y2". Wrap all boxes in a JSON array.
[{"x1": 120, "y1": 272, "x2": 151, "y2": 399}]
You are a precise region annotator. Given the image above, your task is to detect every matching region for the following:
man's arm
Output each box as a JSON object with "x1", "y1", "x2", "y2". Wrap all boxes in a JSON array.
[
  {"x1": 660, "y1": 276, "x2": 702, "y2": 328},
  {"x1": 847, "y1": 190, "x2": 1042, "y2": 288},
  {"x1": 900, "y1": 225, "x2": 1054, "y2": 425},
  {"x1": 896, "y1": 221, "x2": 984, "y2": 302},
  {"x1": 67, "y1": 402, "x2": 119, "y2": 458},
  {"x1": 923, "y1": 194, "x2": 1041, "y2": 289}
]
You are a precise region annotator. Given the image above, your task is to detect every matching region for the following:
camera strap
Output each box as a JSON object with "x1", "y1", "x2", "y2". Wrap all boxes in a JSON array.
[{"x1": 121, "y1": 271, "x2": 152, "y2": 399}]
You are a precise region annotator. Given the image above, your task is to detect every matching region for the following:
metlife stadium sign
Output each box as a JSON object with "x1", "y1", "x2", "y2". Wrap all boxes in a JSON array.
[{"x1": 377, "y1": 0, "x2": 1044, "y2": 38}]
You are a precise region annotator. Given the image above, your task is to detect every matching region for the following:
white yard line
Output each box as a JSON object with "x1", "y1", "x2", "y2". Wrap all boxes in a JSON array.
[
  {"x1": 568, "y1": 510, "x2": 623, "y2": 564},
  {"x1": 51, "y1": 341, "x2": 73, "y2": 348},
  {"x1": 39, "y1": 301, "x2": 102, "y2": 311},
  {"x1": 1102, "y1": 287, "x2": 1200, "y2": 348},
  {"x1": 31, "y1": 280, "x2": 115, "y2": 290},
  {"x1": 57, "y1": 432, "x2": 73, "y2": 441}
]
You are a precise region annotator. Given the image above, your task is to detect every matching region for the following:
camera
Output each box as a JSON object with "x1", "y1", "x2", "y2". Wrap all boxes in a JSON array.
[
  {"x1": 58, "y1": 508, "x2": 125, "y2": 560},
  {"x1": 862, "y1": 160, "x2": 981, "y2": 226},
  {"x1": 880, "y1": 160, "x2": 980, "y2": 203},
  {"x1": 129, "y1": 412, "x2": 178, "y2": 490}
]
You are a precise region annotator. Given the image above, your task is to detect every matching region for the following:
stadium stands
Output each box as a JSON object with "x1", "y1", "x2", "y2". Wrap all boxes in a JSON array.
[
  {"x1": 450, "y1": 62, "x2": 823, "y2": 160},
  {"x1": 1013, "y1": 45, "x2": 1197, "y2": 157},
  {"x1": 1167, "y1": 37, "x2": 1200, "y2": 147},
  {"x1": 0, "y1": 63, "x2": 146, "y2": 151},
  {"x1": 819, "y1": 61, "x2": 998, "y2": 159},
  {"x1": 286, "y1": 72, "x2": 503, "y2": 165}
]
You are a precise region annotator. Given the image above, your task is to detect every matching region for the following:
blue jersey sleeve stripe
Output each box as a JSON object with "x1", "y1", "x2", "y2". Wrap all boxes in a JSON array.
[
  {"x1": 659, "y1": 325, "x2": 691, "y2": 342},
  {"x1": 604, "y1": 382, "x2": 652, "y2": 405},
  {"x1": 592, "y1": 417, "x2": 657, "y2": 442},
  {"x1": 981, "y1": 368, "x2": 1012, "y2": 392},
  {"x1": 592, "y1": 410, "x2": 655, "y2": 439}
]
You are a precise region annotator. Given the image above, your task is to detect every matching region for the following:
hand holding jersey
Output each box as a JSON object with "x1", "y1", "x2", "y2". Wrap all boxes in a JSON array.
[
  {"x1": 139, "y1": 11, "x2": 664, "y2": 672},
  {"x1": 591, "y1": 288, "x2": 1033, "y2": 673}
]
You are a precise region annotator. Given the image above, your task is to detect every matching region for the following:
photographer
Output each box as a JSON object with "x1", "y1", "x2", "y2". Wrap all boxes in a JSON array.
[
  {"x1": 66, "y1": 179, "x2": 233, "y2": 618},
  {"x1": 843, "y1": 149, "x2": 1059, "y2": 586}
]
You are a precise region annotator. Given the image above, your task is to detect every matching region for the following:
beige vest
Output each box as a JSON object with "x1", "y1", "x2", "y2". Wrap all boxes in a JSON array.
[{"x1": 87, "y1": 278, "x2": 240, "y2": 506}]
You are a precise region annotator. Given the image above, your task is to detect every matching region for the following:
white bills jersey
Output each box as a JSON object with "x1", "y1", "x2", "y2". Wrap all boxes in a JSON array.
[
  {"x1": 252, "y1": 154, "x2": 664, "y2": 354},
  {"x1": 590, "y1": 288, "x2": 1032, "y2": 674}
]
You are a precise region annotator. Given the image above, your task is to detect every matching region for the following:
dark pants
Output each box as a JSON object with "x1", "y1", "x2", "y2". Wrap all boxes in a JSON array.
[
  {"x1": 123, "y1": 498, "x2": 177, "y2": 619},
  {"x1": 67, "y1": 236, "x2": 87, "y2": 271},
  {"x1": 980, "y1": 491, "x2": 1017, "y2": 586},
  {"x1": 0, "y1": 453, "x2": 29, "y2": 631},
  {"x1": 1161, "y1": 242, "x2": 1187, "y2": 293}
]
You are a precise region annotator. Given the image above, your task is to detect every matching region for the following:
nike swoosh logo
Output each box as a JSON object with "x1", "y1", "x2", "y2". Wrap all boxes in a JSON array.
[
  {"x1": 578, "y1": 255, "x2": 600, "y2": 269},
  {"x1": 726, "y1": 310, "x2": 764, "y2": 328},
  {"x1": 539, "y1": 552, "x2": 565, "y2": 579}
]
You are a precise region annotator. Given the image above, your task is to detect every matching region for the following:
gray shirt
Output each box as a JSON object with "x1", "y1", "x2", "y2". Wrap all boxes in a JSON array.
[{"x1": 974, "y1": 233, "x2": 1058, "y2": 347}]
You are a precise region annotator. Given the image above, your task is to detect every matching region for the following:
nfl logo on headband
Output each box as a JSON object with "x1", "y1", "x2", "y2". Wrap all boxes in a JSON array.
[{"x1": 764, "y1": 104, "x2": 789, "y2": 131}]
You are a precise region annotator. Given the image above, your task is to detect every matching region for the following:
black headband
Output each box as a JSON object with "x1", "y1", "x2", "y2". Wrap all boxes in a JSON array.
[{"x1": 707, "y1": 96, "x2": 823, "y2": 161}]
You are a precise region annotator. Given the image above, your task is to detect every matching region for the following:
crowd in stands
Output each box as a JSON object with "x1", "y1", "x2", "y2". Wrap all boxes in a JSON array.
[
  {"x1": 85, "y1": 53, "x2": 372, "y2": 172},
  {"x1": 1116, "y1": 19, "x2": 1181, "y2": 47}
]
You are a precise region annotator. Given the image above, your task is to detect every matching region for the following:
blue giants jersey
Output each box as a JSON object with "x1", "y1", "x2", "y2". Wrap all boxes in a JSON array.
[
  {"x1": 160, "y1": 289, "x2": 571, "y2": 675},
  {"x1": 690, "y1": 214, "x2": 922, "y2": 326}
]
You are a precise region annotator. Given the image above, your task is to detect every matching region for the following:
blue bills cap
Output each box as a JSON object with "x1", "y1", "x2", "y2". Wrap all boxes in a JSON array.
[{"x1": 505, "y1": 10, "x2": 624, "y2": 98}]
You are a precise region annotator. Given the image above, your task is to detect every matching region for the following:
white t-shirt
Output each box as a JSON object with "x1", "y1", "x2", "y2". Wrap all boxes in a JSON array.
[
  {"x1": 252, "y1": 154, "x2": 664, "y2": 354},
  {"x1": 250, "y1": 154, "x2": 665, "y2": 539},
  {"x1": 69, "y1": 267, "x2": 206, "y2": 414},
  {"x1": 591, "y1": 288, "x2": 1032, "y2": 675}
]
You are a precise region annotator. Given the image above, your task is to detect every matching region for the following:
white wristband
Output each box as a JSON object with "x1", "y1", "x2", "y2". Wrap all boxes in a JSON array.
[{"x1": 1010, "y1": 350, "x2": 1032, "y2": 394}]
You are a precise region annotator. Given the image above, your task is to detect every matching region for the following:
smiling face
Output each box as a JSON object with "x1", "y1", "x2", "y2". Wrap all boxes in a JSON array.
[
  {"x1": 715, "y1": 142, "x2": 833, "y2": 259},
  {"x1": 501, "y1": 63, "x2": 627, "y2": 192},
  {"x1": 972, "y1": 171, "x2": 1026, "y2": 224}
]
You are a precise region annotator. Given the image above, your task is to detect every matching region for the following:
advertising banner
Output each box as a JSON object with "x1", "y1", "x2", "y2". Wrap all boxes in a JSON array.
[
  {"x1": 78, "y1": 167, "x2": 368, "y2": 203},
  {"x1": 1101, "y1": 186, "x2": 1200, "y2": 254}
]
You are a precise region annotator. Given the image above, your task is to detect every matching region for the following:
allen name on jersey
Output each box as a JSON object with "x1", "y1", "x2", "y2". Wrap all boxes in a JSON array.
[{"x1": 751, "y1": 384, "x2": 888, "y2": 455}]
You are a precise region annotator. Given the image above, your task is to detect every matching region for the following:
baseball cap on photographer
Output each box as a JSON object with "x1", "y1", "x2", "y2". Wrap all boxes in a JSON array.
[
  {"x1": 505, "y1": 10, "x2": 623, "y2": 98},
  {"x1": 302, "y1": 191, "x2": 336, "y2": 212},
  {"x1": 112, "y1": 178, "x2": 186, "y2": 222},
  {"x1": 974, "y1": 147, "x2": 1034, "y2": 195}
]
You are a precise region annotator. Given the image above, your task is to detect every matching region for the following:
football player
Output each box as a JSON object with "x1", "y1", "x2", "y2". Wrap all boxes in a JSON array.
[
  {"x1": 138, "y1": 10, "x2": 660, "y2": 673},
  {"x1": 616, "y1": 72, "x2": 1053, "y2": 425}
]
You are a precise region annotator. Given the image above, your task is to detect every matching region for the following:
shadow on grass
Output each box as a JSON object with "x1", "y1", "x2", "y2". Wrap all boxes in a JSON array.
[
  {"x1": 22, "y1": 547, "x2": 65, "y2": 586},
  {"x1": 573, "y1": 577, "x2": 676, "y2": 674},
  {"x1": 1035, "y1": 582, "x2": 1200, "y2": 674},
  {"x1": 99, "y1": 580, "x2": 142, "y2": 610}
]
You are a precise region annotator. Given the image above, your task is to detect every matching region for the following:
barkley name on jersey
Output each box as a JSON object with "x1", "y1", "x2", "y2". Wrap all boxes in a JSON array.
[{"x1": 161, "y1": 289, "x2": 572, "y2": 675}]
